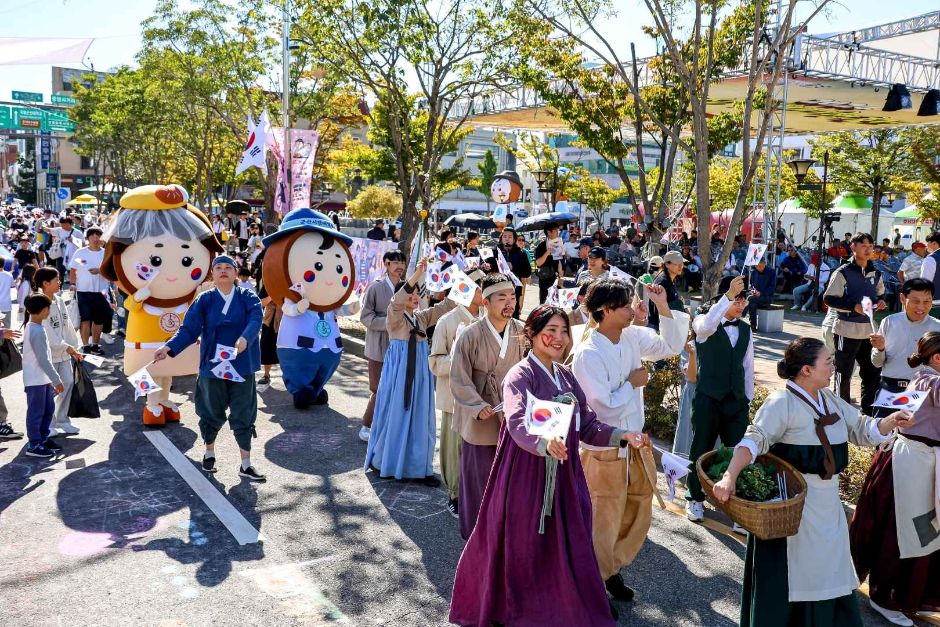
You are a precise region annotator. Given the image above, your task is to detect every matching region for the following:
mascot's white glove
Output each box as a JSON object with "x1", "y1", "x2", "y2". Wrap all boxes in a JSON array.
[
  {"x1": 134, "y1": 287, "x2": 151, "y2": 303},
  {"x1": 296, "y1": 298, "x2": 310, "y2": 313}
]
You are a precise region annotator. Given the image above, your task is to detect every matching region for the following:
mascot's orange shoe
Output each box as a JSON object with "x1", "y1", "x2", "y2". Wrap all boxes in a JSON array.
[
  {"x1": 142, "y1": 406, "x2": 166, "y2": 426},
  {"x1": 161, "y1": 404, "x2": 181, "y2": 422}
]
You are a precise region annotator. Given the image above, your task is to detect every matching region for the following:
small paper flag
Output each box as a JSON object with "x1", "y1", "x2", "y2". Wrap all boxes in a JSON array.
[
  {"x1": 524, "y1": 392, "x2": 574, "y2": 440},
  {"x1": 213, "y1": 343, "x2": 238, "y2": 363},
  {"x1": 134, "y1": 262, "x2": 160, "y2": 282},
  {"x1": 210, "y1": 360, "x2": 245, "y2": 382},
  {"x1": 557, "y1": 287, "x2": 579, "y2": 309},
  {"x1": 447, "y1": 270, "x2": 478, "y2": 307},
  {"x1": 128, "y1": 365, "x2": 161, "y2": 399},
  {"x1": 425, "y1": 261, "x2": 444, "y2": 292},
  {"x1": 872, "y1": 389, "x2": 927, "y2": 412},
  {"x1": 744, "y1": 243, "x2": 768, "y2": 267}
]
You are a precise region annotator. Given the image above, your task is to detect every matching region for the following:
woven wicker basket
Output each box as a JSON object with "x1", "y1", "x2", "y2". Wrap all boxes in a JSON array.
[{"x1": 695, "y1": 450, "x2": 808, "y2": 541}]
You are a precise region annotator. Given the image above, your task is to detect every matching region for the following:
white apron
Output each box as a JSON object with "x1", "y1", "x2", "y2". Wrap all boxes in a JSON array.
[
  {"x1": 891, "y1": 434, "x2": 940, "y2": 559},
  {"x1": 786, "y1": 473, "x2": 859, "y2": 602}
]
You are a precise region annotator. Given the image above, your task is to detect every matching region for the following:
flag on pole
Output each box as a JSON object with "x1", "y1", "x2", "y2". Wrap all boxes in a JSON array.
[
  {"x1": 128, "y1": 365, "x2": 161, "y2": 399},
  {"x1": 407, "y1": 222, "x2": 425, "y2": 277},
  {"x1": 448, "y1": 269, "x2": 478, "y2": 307},
  {"x1": 655, "y1": 446, "x2": 692, "y2": 500},
  {"x1": 235, "y1": 109, "x2": 269, "y2": 175},
  {"x1": 861, "y1": 296, "x2": 878, "y2": 333},
  {"x1": 744, "y1": 243, "x2": 768, "y2": 267}
]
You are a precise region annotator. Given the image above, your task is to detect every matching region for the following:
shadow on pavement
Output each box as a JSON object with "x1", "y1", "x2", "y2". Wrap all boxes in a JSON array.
[{"x1": 263, "y1": 403, "x2": 364, "y2": 476}]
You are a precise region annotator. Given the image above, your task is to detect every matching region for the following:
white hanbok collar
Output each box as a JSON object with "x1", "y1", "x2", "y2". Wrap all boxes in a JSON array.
[{"x1": 529, "y1": 353, "x2": 561, "y2": 392}]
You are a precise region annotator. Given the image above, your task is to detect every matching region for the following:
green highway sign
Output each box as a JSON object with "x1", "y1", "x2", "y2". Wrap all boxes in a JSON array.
[
  {"x1": 12, "y1": 90, "x2": 43, "y2": 103},
  {"x1": 0, "y1": 106, "x2": 75, "y2": 133},
  {"x1": 51, "y1": 94, "x2": 76, "y2": 106}
]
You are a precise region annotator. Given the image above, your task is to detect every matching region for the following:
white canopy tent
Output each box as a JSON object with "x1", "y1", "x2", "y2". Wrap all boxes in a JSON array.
[{"x1": 777, "y1": 199, "x2": 897, "y2": 247}]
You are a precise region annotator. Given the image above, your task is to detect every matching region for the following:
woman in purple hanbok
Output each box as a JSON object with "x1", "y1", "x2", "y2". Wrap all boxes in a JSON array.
[{"x1": 449, "y1": 304, "x2": 638, "y2": 627}]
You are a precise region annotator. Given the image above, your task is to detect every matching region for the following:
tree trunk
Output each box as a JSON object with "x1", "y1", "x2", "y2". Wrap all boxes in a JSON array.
[{"x1": 870, "y1": 189, "x2": 882, "y2": 241}]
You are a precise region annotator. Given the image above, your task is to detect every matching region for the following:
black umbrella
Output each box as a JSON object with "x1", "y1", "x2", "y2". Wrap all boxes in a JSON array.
[
  {"x1": 444, "y1": 213, "x2": 496, "y2": 230},
  {"x1": 514, "y1": 211, "x2": 578, "y2": 232}
]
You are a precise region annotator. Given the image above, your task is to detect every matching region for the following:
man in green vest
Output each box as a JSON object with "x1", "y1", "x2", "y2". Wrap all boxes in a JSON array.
[{"x1": 685, "y1": 275, "x2": 754, "y2": 524}]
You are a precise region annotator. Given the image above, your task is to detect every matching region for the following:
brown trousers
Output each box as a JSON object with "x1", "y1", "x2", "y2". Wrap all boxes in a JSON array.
[
  {"x1": 580, "y1": 447, "x2": 654, "y2": 580},
  {"x1": 363, "y1": 359, "x2": 383, "y2": 427},
  {"x1": 439, "y1": 411, "x2": 461, "y2": 500}
]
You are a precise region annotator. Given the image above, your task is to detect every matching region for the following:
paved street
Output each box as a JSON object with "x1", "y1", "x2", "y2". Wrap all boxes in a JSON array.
[{"x1": 0, "y1": 318, "x2": 924, "y2": 626}]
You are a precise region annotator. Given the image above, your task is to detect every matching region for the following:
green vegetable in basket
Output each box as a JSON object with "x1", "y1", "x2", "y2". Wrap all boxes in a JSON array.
[{"x1": 706, "y1": 446, "x2": 781, "y2": 502}]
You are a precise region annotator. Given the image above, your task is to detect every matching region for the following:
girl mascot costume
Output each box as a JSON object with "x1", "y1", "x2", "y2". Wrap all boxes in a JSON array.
[
  {"x1": 261, "y1": 208, "x2": 360, "y2": 409},
  {"x1": 100, "y1": 184, "x2": 224, "y2": 426}
]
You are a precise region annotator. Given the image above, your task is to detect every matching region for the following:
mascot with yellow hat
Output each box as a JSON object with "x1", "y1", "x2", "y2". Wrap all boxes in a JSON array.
[
  {"x1": 101, "y1": 184, "x2": 224, "y2": 426},
  {"x1": 262, "y1": 207, "x2": 359, "y2": 409}
]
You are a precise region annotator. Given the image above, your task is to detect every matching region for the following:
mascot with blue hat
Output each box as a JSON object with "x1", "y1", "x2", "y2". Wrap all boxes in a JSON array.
[{"x1": 262, "y1": 208, "x2": 360, "y2": 409}]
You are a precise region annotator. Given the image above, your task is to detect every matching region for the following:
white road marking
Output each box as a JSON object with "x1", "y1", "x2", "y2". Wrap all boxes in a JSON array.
[{"x1": 143, "y1": 430, "x2": 263, "y2": 545}]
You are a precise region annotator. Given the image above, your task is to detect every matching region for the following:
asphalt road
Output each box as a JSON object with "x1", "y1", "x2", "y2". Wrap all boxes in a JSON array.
[{"x1": 0, "y1": 338, "x2": 926, "y2": 626}]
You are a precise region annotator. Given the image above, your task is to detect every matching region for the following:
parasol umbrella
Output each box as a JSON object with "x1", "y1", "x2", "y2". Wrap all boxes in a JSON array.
[
  {"x1": 514, "y1": 211, "x2": 578, "y2": 232},
  {"x1": 66, "y1": 194, "x2": 99, "y2": 205},
  {"x1": 444, "y1": 213, "x2": 496, "y2": 230},
  {"x1": 78, "y1": 183, "x2": 127, "y2": 194}
]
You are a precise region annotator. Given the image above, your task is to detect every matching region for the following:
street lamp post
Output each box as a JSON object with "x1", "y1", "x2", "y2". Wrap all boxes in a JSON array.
[
  {"x1": 788, "y1": 151, "x2": 830, "y2": 312},
  {"x1": 532, "y1": 167, "x2": 557, "y2": 212}
]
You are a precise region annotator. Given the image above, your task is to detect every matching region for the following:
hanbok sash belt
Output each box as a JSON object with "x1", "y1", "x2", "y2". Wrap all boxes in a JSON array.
[
  {"x1": 403, "y1": 316, "x2": 426, "y2": 410},
  {"x1": 789, "y1": 388, "x2": 840, "y2": 480}
]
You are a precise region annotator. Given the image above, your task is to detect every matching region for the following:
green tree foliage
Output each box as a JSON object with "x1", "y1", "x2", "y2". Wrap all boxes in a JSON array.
[
  {"x1": 294, "y1": 0, "x2": 514, "y2": 259},
  {"x1": 809, "y1": 129, "x2": 917, "y2": 240},
  {"x1": 477, "y1": 149, "x2": 498, "y2": 212},
  {"x1": 13, "y1": 151, "x2": 36, "y2": 206},
  {"x1": 566, "y1": 169, "x2": 621, "y2": 227},
  {"x1": 346, "y1": 185, "x2": 402, "y2": 219}
]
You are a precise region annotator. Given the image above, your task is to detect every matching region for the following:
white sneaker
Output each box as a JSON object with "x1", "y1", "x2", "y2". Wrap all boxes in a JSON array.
[
  {"x1": 101, "y1": 333, "x2": 115, "y2": 345},
  {"x1": 869, "y1": 599, "x2": 914, "y2": 626},
  {"x1": 732, "y1": 522, "x2": 747, "y2": 535},
  {"x1": 790, "y1": 305, "x2": 800, "y2": 311},
  {"x1": 686, "y1": 500, "x2": 705, "y2": 522},
  {"x1": 47, "y1": 426, "x2": 66, "y2": 438},
  {"x1": 358, "y1": 426, "x2": 371, "y2": 442},
  {"x1": 59, "y1": 423, "x2": 80, "y2": 435}
]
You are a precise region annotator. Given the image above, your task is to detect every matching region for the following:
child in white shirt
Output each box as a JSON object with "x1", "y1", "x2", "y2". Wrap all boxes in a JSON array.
[{"x1": 22, "y1": 293, "x2": 65, "y2": 458}]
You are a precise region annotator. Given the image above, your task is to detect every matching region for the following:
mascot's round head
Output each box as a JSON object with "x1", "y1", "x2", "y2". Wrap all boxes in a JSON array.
[
  {"x1": 490, "y1": 170, "x2": 523, "y2": 205},
  {"x1": 100, "y1": 184, "x2": 223, "y2": 307},
  {"x1": 261, "y1": 208, "x2": 355, "y2": 311}
]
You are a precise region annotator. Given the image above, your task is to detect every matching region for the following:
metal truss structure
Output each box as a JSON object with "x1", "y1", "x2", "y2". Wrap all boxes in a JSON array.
[{"x1": 826, "y1": 11, "x2": 940, "y2": 45}]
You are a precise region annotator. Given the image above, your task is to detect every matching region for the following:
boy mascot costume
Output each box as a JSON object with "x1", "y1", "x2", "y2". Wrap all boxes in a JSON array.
[
  {"x1": 100, "y1": 184, "x2": 224, "y2": 426},
  {"x1": 262, "y1": 208, "x2": 360, "y2": 409}
]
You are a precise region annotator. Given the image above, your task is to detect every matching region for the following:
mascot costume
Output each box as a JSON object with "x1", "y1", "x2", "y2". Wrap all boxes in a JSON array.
[
  {"x1": 262, "y1": 208, "x2": 360, "y2": 409},
  {"x1": 101, "y1": 184, "x2": 224, "y2": 426},
  {"x1": 489, "y1": 170, "x2": 523, "y2": 228}
]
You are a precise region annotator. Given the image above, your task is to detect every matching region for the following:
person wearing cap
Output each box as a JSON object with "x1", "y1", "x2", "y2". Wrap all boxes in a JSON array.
[
  {"x1": 685, "y1": 275, "x2": 754, "y2": 524},
  {"x1": 898, "y1": 241, "x2": 926, "y2": 285},
  {"x1": 69, "y1": 226, "x2": 109, "y2": 355},
  {"x1": 575, "y1": 247, "x2": 609, "y2": 284},
  {"x1": 639, "y1": 256, "x2": 662, "y2": 285},
  {"x1": 572, "y1": 279, "x2": 688, "y2": 603},
  {"x1": 100, "y1": 184, "x2": 224, "y2": 426},
  {"x1": 154, "y1": 255, "x2": 265, "y2": 480},
  {"x1": 260, "y1": 207, "x2": 360, "y2": 410},
  {"x1": 429, "y1": 266, "x2": 486, "y2": 518},
  {"x1": 43, "y1": 216, "x2": 84, "y2": 282},
  {"x1": 649, "y1": 250, "x2": 685, "y2": 332},
  {"x1": 359, "y1": 249, "x2": 406, "y2": 441},
  {"x1": 573, "y1": 236, "x2": 593, "y2": 274},
  {"x1": 449, "y1": 273, "x2": 525, "y2": 538}
]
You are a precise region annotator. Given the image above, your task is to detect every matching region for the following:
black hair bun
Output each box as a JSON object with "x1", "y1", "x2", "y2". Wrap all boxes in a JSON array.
[{"x1": 776, "y1": 358, "x2": 789, "y2": 379}]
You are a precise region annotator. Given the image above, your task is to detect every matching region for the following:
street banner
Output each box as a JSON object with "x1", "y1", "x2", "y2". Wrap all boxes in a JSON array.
[
  {"x1": 872, "y1": 389, "x2": 928, "y2": 412},
  {"x1": 524, "y1": 391, "x2": 574, "y2": 440},
  {"x1": 744, "y1": 243, "x2": 768, "y2": 267},
  {"x1": 350, "y1": 237, "x2": 398, "y2": 296},
  {"x1": 289, "y1": 129, "x2": 319, "y2": 210},
  {"x1": 235, "y1": 109, "x2": 269, "y2": 175}
]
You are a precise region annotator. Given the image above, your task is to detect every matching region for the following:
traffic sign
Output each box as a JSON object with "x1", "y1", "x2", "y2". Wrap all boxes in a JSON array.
[
  {"x1": 56, "y1": 187, "x2": 70, "y2": 200},
  {"x1": 12, "y1": 90, "x2": 43, "y2": 103},
  {"x1": 51, "y1": 94, "x2": 76, "y2": 106},
  {"x1": 0, "y1": 107, "x2": 76, "y2": 133},
  {"x1": 40, "y1": 133, "x2": 51, "y2": 170},
  {"x1": 46, "y1": 172, "x2": 59, "y2": 189},
  {"x1": 0, "y1": 106, "x2": 10, "y2": 128}
]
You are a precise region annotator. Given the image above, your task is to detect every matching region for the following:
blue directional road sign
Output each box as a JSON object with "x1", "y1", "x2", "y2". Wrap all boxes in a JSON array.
[{"x1": 56, "y1": 187, "x2": 70, "y2": 201}]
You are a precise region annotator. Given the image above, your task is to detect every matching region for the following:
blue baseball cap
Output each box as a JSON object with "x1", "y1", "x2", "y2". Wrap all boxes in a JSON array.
[{"x1": 262, "y1": 207, "x2": 353, "y2": 248}]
